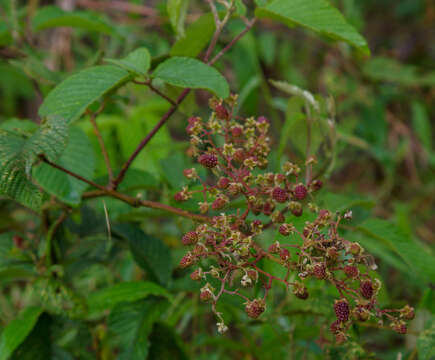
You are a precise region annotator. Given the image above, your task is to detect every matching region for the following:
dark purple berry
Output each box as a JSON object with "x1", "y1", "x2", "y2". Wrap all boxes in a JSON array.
[
  {"x1": 334, "y1": 299, "x2": 350, "y2": 322},
  {"x1": 293, "y1": 184, "x2": 307, "y2": 200},
  {"x1": 272, "y1": 187, "x2": 288, "y2": 203},
  {"x1": 198, "y1": 153, "x2": 218, "y2": 168}
]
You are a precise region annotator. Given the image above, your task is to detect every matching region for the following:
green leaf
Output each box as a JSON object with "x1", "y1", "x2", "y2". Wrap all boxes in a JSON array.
[
  {"x1": 39, "y1": 65, "x2": 131, "y2": 124},
  {"x1": 357, "y1": 219, "x2": 435, "y2": 284},
  {"x1": 114, "y1": 225, "x2": 172, "y2": 286},
  {"x1": 152, "y1": 57, "x2": 229, "y2": 99},
  {"x1": 418, "y1": 320, "x2": 435, "y2": 360},
  {"x1": 148, "y1": 323, "x2": 188, "y2": 360},
  {"x1": 363, "y1": 57, "x2": 435, "y2": 86},
  {"x1": 32, "y1": 6, "x2": 116, "y2": 35},
  {"x1": 255, "y1": 0, "x2": 369, "y2": 54},
  {"x1": 0, "y1": 117, "x2": 68, "y2": 210},
  {"x1": 170, "y1": 13, "x2": 216, "y2": 58},
  {"x1": 0, "y1": 307, "x2": 43, "y2": 360},
  {"x1": 33, "y1": 127, "x2": 95, "y2": 206},
  {"x1": 167, "y1": 0, "x2": 189, "y2": 38},
  {"x1": 105, "y1": 47, "x2": 151, "y2": 76},
  {"x1": 87, "y1": 281, "x2": 171, "y2": 314},
  {"x1": 108, "y1": 298, "x2": 169, "y2": 360}
]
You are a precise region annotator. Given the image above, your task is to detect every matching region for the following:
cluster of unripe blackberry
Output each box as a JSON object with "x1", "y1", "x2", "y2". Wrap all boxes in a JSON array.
[{"x1": 175, "y1": 97, "x2": 413, "y2": 342}]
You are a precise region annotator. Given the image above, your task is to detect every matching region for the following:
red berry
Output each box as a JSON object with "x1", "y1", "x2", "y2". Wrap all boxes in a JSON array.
[
  {"x1": 344, "y1": 265, "x2": 359, "y2": 278},
  {"x1": 182, "y1": 231, "x2": 198, "y2": 246},
  {"x1": 198, "y1": 153, "x2": 218, "y2": 168},
  {"x1": 360, "y1": 280, "x2": 374, "y2": 299},
  {"x1": 272, "y1": 187, "x2": 288, "y2": 203},
  {"x1": 279, "y1": 224, "x2": 290, "y2": 236},
  {"x1": 245, "y1": 299, "x2": 265, "y2": 319},
  {"x1": 334, "y1": 299, "x2": 350, "y2": 322},
  {"x1": 313, "y1": 263, "x2": 326, "y2": 279},
  {"x1": 200, "y1": 288, "x2": 213, "y2": 302},
  {"x1": 293, "y1": 184, "x2": 307, "y2": 200},
  {"x1": 174, "y1": 191, "x2": 186, "y2": 202},
  {"x1": 212, "y1": 197, "x2": 227, "y2": 210}
]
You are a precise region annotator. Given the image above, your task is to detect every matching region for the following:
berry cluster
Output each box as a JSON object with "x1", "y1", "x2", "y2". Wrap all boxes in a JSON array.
[{"x1": 175, "y1": 97, "x2": 413, "y2": 342}]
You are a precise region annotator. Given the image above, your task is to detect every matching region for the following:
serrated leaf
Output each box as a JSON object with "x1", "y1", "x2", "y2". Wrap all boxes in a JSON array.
[
  {"x1": 255, "y1": 0, "x2": 369, "y2": 54},
  {"x1": 114, "y1": 225, "x2": 172, "y2": 286},
  {"x1": 87, "y1": 281, "x2": 171, "y2": 314},
  {"x1": 152, "y1": 57, "x2": 229, "y2": 99},
  {"x1": 0, "y1": 307, "x2": 43, "y2": 360},
  {"x1": 0, "y1": 117, "x2": 68, "y2": 210},
  {"x1": 32, "y1": 6, "x2": 116, "y2": 35},
  {"x1": 39, "y1": 65, "x2": 131, "y2": 124},
  {"x1": 170, "y1": 13, "x2": 216, "y2": 58},
  {"x1": 108, "y1": 298, "x2": 169, "y2": 360},
  {"x1": 105, "y1": 47, "x2": 151, "y2": 76},
  {"x1": 33, "y1": 127, "x2": 95, "y2": 206},
  {"x1": 357, "y1": 219, "x2": 435, "y2": 284}
]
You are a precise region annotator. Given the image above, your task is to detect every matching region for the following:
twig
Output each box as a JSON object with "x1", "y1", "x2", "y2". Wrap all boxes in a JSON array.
[
  {"x1": 133, "y1": 80, "x2": 176, "y2": 106},
  {"x1": 87, "y1": 105, "x2": 114, "y2": 182}
]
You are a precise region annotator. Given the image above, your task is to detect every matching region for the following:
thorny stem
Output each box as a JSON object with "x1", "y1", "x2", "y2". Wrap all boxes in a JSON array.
[{"x1": 42, "y1": 156, "x2": 208, "y2": 222}]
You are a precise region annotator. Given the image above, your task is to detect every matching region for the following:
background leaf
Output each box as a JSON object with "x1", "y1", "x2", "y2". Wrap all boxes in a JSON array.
[
  {"x1": 87, "y1": 281, "x2": 171, "y2": 314},
  {"x1": 255, "y1": 0, "x2": 369, "y2": 54},
  {"x1": 32, "y1": 6, "x2": 116, "y2": 35},
  {"x1": 114, "y1": 224, "x2": 172, "y2": 286},
  {"x1": 152, "y1": 57, "x2": 229, "y2": 99},
  {"x1": 108, "y1": 298, "x2": 169, "y2": 360}
]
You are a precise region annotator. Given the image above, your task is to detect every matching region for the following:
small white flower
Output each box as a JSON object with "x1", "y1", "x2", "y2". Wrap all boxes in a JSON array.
[
  {"x1": 241, "y1": 274, "x2": 252, "y2": 287},
  {"x1": 217, "y1": 322, "x2": 228, "y2": 334}
]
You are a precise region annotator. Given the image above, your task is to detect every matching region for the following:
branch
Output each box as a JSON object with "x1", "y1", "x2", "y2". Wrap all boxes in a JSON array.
[
  {"x1": 133, "y1": 80, "x2": 176, "y2": 106},
  {"x1": 42, "y1": 156, "x2": 208, "y2": 222}
]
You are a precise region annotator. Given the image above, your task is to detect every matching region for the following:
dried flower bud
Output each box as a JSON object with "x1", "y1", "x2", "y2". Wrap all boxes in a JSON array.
[
  {"x1": 183, "y1": 168, "x2": 198, "y2": 179},
  {"x1": 349, "y1": 242, "x2": 363, "y2": 256},
  {"x1": 268, "y1": 242, "x2": 280, "y2": 254},
  {"x1": 279, "y1": 223, "x2": 293, "y2": 236},
  {"x1": 289, "y1": 201, "x2": 303, "y2": 217},
  {"x1": 200, "y1": 284, "x2": 214, "y2": 303},
  {"x1": 391, "y1": 321, "x2": 407, "y2": 334},
  {"x1": 190, "y1": 268, "x2": 203, "y2": 281},
  {"x1": 293, "y1": 283, "x2": 309, "y2": 300},
  {"x1": 179, "y1": 252, "x2": 196, "y2": 269},
  {"x1": 400, "y1": 305, "x2": 415, "y2": 320},
  {"x1": 280, "y1": 248, "x2": 290, "y2": 261}
]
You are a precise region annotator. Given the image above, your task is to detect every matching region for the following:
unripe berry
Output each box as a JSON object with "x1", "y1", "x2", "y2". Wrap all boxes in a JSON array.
[
  {"x1": 200, "y1": 287, "x2": 213, "y2": 303},
  {"x1": 400, "y1": 305, "x2": 415, "y2": 320},
  {"x1": 192, "y1": 244, "x2": 207, "y2": 257},
  {"x1": 231, "y1": 126, "x2": 243, "y2": 137},
  {"x1": 212, "y1": 197, "x2": 227, "y2": 210},
  {"x1": 263, "y1": 202, "x2": 275, "y2": 216},
  {"x1": 215, "y1": 104, "x2": 230, "y2": 120},
  {"x1": 293, "y1": 284, "x2": 309, "y2": 300},
  {"x1": 279, "y1": 224, "x2": 291, "y2": 236},
  {"x1": 198, "y1": 153, "x2": 218, "y2": 168},
  {"x1": 349, "y1": 242, "x2": 363, "y2": 256},
  {"x1": 182, "y1": 231, "x2": 198, "y2": 246},
  {"x1": 280, "y1": 248, "x2": 290, "y2": 261},
  {"x1": 217, "y1": 177, "x2": 230, "y2": 189},
  {"x1": 334, "y1": 299, "x2": 350, "y2": 322},
  {"x1": 245, "y1": 299, "x2": 266, "y2": 319},
  {"x1": 233, "y1": 149, "x2": 246, "y2": 163},
  {"x1": 360, "y1": 280, "x2": 374, "y2": 299},
  {"x1": 190, "y1": 268, "x2": 202, "y2": 281},
  {"x1": 174, "y1": 191, "x2": 187, "y2": 202},
  {"x1": 344, "y1": 265, "x2": 359, "y2": 278},
  {"x1": 352, "y1": 307, "x2": 370, "y2": 322},
  {"x1": 289, "y1": 201, "x2": 303, "y2": 217},
  {"x1": 227, "y1": 183, "x2": 241, "y2": 196},
  {"x1": 293, "y1": 184, "x2": 307, "y2": 200},
  {"x1": 309, "y1": 179, "x2": 323, "y2": 191},
  {"x1": 272, "y1": 187, "x2": 288, "y2": 203},
  {"x1": 268, "y1": 242, "x2": 280, "y2": 254},
  {"x1": 392, "y1": 321, "x2": 407, "y2": 334},
  {"x1": 313, "y1": 263, "x2": 326, "y2": 279},
  {"x1": 179, "y1": 253, "x2": 195, "y2": 269}
]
